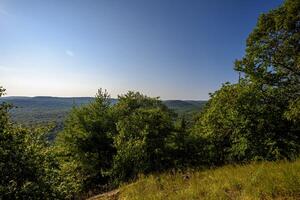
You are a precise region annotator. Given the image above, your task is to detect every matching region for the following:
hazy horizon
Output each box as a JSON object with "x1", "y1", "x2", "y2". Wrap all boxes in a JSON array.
[
  {"x1": 0, "y1": 0, "x2": 282, "y2": 99},
  {"x1": 1, "y1": 94, "x2": 208, "y2": 101}
]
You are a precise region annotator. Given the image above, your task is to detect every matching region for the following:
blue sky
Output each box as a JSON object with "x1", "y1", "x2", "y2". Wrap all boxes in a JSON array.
[{"x1": 0, "y1": 0, "x2": 283, "y2": 99}]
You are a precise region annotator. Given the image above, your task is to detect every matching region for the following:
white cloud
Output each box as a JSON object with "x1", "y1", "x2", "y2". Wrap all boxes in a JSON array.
[{"x1": 66, "y1": 50, "x2": 74, "y2": 57}]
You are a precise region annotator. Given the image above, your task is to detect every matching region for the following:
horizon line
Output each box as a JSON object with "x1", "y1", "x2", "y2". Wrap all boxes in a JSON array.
[{"x1": 1, "y1": 95, "x2": 208, "y2": 101}]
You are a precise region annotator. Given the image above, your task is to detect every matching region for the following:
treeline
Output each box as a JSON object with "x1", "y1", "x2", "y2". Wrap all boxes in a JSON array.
[{"x1": 0, "y1": 0, "x2": 299, "y2": 199}]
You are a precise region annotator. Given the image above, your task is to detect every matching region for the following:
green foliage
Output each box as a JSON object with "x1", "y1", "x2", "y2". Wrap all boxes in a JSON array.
[
  {"x1": 0, "y1": 96, "x2": 205, "y2": 140},
  {"x1": 1, "y1": 1, "x2": 300, "y2": 198},
  {"x1": 169, "y1": 116, "x2": 209, "y2": 168},
  {"x1": 285, "y1": 97, "x2": 300, "y2": 122},
  {"x1": 0, "y1": 87, "x2": 62, "y2": 199},
  {"x1": 54, "y1": 89, "x2": 115, "y2": 197},
  {"x1": 191, "y1": 0, "x2": 300, "y2": 165},
  {"x1": 0, "y1": 87, "x2": 10, "y2": 132},
  {"x1": 193, "y1": 82, "x2": 300, "y2": 164},
  {"x1": 111, "y1": 92, "x2": 174, "y2": 183},
  {"x1": 55, "y1": 91, "x2": 179, "y2": 192},
  {"x1": 235, "y1": 0, "x2": 300, "y2": 89},
  {"x1": 0, "y1": 127, "x2": 62, "y2": 199},
  {"x1": 54, "y1": 90, "x2": 197, "y2": 196},
  {"x1": 233, "y1": 0, "x2": 300, "y2": 148}
]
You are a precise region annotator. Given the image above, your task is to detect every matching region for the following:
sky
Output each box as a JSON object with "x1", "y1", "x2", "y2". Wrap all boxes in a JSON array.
[{"x1": 0, "y1": 0, "x2": 283, "y2": 99}]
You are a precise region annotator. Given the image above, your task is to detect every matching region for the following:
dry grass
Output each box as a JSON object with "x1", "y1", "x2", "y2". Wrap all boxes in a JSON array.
[{"x1": 118, "y1": 159, "x2": 300, "y2": 200}]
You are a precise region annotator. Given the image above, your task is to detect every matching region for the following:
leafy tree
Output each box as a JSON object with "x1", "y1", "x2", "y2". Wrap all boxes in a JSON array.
[
  {"x1": 234, "y1": 0, "x2": 300, "y2": 89},
  {"x1": 111, "y1": 92, "x2": 174, "y2": 183},
  {"x1": 54, "y1": 89, "x2": 115, "y2": 197},
  {"x1": 0, "y1": 87, "x2": 62, "y2": 199},
  {"x1": 192, "y1": 0, "x2": 300, "y2": 164},
  {"x1": 193, "y1": 81, "x2": 300, "y2": 164},
  {"x1": 234, "y1": 0, "x2": 300, "y2": 126},
  {"x1": 112, "y1": 91, "x2": 172, "y2": 119}
]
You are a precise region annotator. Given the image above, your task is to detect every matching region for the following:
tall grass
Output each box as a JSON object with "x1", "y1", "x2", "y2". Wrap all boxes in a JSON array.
[{"x1": 119, "y1": 159, "x2": 300, "y2": 200}]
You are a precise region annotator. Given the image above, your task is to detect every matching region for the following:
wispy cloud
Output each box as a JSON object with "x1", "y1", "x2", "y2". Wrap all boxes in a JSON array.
[{"x1": 66, "y1": 50, "x2": 74, "y2": 57}]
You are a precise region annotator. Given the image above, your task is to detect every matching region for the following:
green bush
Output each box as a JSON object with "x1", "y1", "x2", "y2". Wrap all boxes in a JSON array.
[{"x1": 0, "y1": 87, "x2": 63, "y2": 199}]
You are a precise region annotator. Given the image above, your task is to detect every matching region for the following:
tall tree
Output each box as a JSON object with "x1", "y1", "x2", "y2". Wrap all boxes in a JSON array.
[
  {"x1": 54, "y1": 89, "x2": 115, "y2": 197},
  {"x1": 193, "y1": 0, "x2": 300, "y2": 163},
  {"x1": 235, "y1": 0, "x2": 300, "y2": 91}
]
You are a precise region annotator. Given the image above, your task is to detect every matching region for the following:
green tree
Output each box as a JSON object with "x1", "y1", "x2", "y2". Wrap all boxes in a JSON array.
[
  {"x1": 111, "y1": 92, "x2": 174, "y2": 183},
  {"x1": 170, "y1": 116, "x2": 209, "y2": 168},
  {"x1": 234, "y1": 0, "x2": 300, "y2": 126},
  {"x1": 0, "y1": 87, "x2": 62, "y2": 199},
  {"x1": 54, "y1": 89, "x2": 115, "y2": 197},
  {"x1": 234, "y1": 0, "x2": 300, "y2": 89},
  {"x1": 192, "y1": 0, "x2": 300, "y2": 164},
  {"x1": 193, "y1": 81, "x2": 300, "y2": 164}
]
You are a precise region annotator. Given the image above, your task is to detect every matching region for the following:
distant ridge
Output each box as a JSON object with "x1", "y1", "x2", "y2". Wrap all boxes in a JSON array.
[
  {"x1": 0, "y1": 96, "x2": 206, "y2": 111},
  {"x1": 0, "y1": 96, "x2": 207, "y2": 140}
]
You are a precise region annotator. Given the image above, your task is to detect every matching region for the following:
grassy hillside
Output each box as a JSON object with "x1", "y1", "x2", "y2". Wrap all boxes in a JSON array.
[{"x1": 94, "y1": 159, "x2": 300, "y2": 200}]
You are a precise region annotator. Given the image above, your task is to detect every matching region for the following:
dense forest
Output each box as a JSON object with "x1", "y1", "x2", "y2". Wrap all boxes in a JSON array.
[{"x1": 0, "y1": 0, "x2": 299, "y2": 199}]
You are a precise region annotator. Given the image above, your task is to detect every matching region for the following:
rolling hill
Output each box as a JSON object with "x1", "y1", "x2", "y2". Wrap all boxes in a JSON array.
[{"x1": 0, "y1": 96, "x2": 206, "y2": 139}]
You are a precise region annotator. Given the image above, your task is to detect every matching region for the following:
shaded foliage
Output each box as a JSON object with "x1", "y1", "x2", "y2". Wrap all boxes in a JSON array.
[{"x1": 0, "y1": 87, "x2": 62, "y2": 199}]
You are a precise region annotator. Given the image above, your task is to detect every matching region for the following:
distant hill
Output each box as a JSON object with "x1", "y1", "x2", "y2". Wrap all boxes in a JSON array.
[
  {"x1": 0, "y1": 96, "x2": 206, "y2": 139},
  {"x1": 0, "y1": 96, "x2": 206, "y2": 123},
  {"x1": 0, "y1": 96, "x2": 95, "y2": 124},
  {"x1": 164, "y1": 100, "x2": 207, "y2": 115}
]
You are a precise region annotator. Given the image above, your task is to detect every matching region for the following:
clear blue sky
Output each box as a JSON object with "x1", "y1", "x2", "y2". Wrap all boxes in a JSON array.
[{"x1": 0, "y1": 0, "x2": 283, "y2": 99}]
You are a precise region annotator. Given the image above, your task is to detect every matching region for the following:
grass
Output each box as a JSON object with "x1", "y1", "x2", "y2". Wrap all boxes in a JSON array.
[{"x1": 117, "y1": 159, "x2": 300, "y2": 200}]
